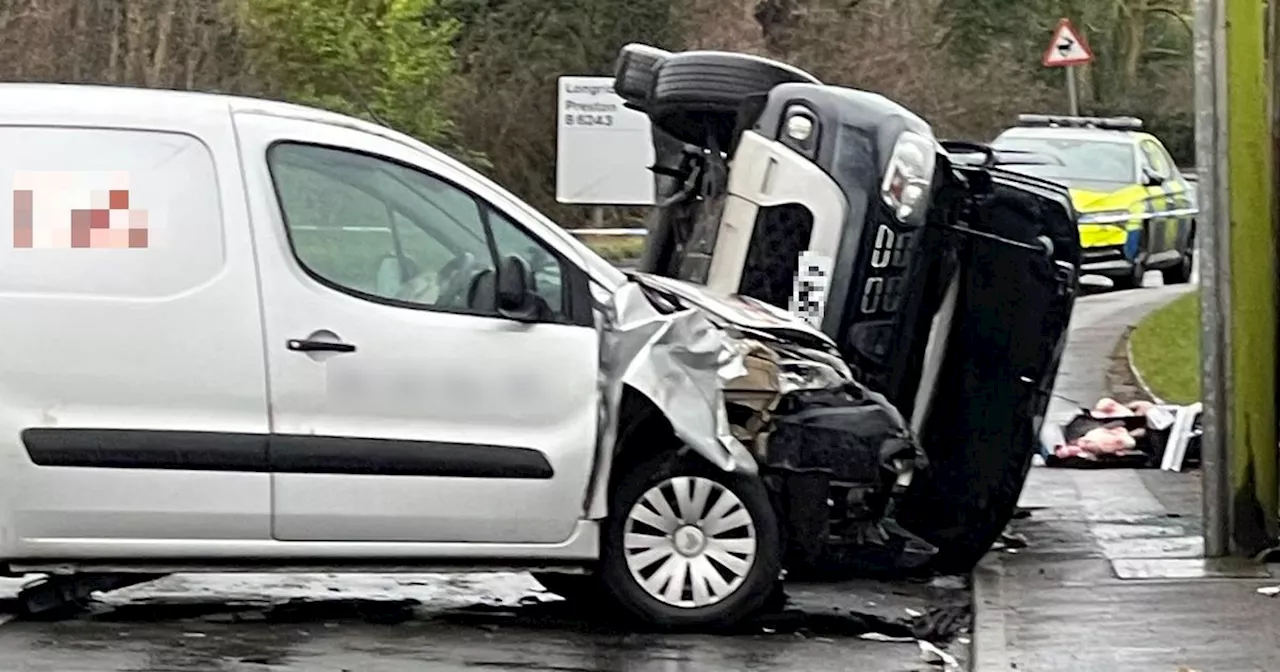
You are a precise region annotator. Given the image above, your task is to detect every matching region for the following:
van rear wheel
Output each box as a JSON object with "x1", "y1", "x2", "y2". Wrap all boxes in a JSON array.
[{"x1": 601, "y1": 451, "x2": 782, "y2": 630}]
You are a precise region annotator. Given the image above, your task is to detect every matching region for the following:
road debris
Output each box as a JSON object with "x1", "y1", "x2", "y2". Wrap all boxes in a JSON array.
[
  {"x1": 1041, "y1": 397, "x2": 1201, "y2": 470},
  {"x1": 918, "y1": 640, "x2": 960, "y2": 668},
  {"x1": 859, "y1": 632, "x2": 915, "y2": 643},
  {"x1": 1255, "y1": 585, "x2": 1280, "y2": 597}
]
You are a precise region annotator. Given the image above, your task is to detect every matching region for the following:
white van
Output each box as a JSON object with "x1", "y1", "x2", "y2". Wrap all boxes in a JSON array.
[{"x1": 0, "y1": 84, "x2": 923, "y2": 629}]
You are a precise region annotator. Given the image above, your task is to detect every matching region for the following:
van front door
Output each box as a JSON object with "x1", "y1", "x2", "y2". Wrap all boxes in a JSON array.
[{"x1": 233, "y1": 114, "x2": 600, "y2": 546}]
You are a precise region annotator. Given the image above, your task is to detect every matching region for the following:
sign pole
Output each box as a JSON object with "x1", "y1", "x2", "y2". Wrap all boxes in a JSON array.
[
  {"x1": 1042, "y1": 18, "x2": 1094, "y2": 112},
  {"x1": 1065, "y1": 66, "x2": 1080, "y2": 115}
]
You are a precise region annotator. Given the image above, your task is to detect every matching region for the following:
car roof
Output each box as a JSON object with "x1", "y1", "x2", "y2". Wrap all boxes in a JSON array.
[{"x1": 994, "y1": 125, "x2": 1144, "y2": 145}]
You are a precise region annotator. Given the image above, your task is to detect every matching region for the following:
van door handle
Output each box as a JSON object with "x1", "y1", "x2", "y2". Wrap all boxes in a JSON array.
[{"x1": 287, "y1": 338, "x2": 356, "y2": 353}]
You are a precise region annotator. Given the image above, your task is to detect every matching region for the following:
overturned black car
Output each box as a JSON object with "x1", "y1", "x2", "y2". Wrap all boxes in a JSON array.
[{"x1": 616, "y1": 45, "x2": 1081, "y2": 575}]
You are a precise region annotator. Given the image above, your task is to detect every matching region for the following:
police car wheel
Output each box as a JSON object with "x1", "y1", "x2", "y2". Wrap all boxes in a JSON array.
[
  {"x1": 1112, "y1": 259, "x2": 1145, "y2": 290},
  {"x1": 1162, "y1": 233, "x2": 1194, "y2": 285},
  {"x1": 647, "y1": 51, "x2": 820, "y2": 149},
  {"x1": 614, "y1": 44, "x2": 670, "y2": 111},
  {"x1": 600, "y1": 450, "x2": 782, "y2": 630}
]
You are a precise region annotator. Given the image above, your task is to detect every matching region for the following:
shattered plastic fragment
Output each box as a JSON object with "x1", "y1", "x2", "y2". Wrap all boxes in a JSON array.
[
  {"x1": 860, "y1": 632, "x2": 916, "y2": 643},
  {"x1": 918, "y1": 640, "x2": 960, "y2": 668}
]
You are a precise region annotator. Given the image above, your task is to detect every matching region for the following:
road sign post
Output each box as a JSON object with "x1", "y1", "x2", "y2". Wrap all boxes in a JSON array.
[{"x1": 1042, "y1": 18, "x2": 1094, "y2": 115}]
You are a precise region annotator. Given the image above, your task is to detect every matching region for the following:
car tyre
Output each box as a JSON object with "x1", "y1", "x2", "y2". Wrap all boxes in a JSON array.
[
  {"x1": 647, "y1": 51, "x2": 820, "y2": 149},
  {"x1": 601, "y1": 450, "x2": 782, "y2": 630},
  {"x1": 1112, "y1": 231, "x2": 1148, "y2": 290},
  {"x1": 614, "y1": 44, "x2": 670, "y2": 111},
  {"x1": 1162, "y1": 226, "x2": 1195, "y2": 285}
]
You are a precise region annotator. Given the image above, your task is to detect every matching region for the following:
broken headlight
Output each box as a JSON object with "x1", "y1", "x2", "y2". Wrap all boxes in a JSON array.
[{"x1": 880, "y1": 131, "x2": 937, "y2": 222}]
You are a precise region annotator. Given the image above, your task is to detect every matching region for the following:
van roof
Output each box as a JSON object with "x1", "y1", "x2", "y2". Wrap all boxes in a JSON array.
[
  {"x1": 0, "y1": 82, "x2": 629, "y2": 288},
  {"x1": 0, "y1": 82, "x2": 410, "y2": 145}
]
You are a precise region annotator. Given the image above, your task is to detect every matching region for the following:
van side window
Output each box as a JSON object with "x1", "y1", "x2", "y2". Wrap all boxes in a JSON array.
[
  {"x1": 267, "y1": 143, "x2": 567, "y2": 320},
  {"x1": 485, "y1": 208, "x2": 565, "y2": 316}
]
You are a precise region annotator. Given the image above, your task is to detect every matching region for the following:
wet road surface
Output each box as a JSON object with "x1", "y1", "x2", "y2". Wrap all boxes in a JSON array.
[{"x1": 0, "y1": 574, "x2": 969, "y2": 672}]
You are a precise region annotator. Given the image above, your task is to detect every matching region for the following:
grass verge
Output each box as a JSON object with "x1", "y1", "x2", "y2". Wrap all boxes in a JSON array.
[
  {"x1": 1128, "y1": 289, "x2": 1201, "y2": 404},
  {"x1": 577, "y1": 235, "x2": 645, "y2": 264}
]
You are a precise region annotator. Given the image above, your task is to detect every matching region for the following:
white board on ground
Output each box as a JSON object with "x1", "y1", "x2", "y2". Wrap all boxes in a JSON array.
[{"x1": 555, "y1": 76, "x2": 655, "y2": 206}]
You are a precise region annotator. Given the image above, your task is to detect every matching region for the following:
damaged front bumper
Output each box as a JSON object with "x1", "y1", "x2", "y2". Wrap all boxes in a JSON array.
[{"x1": 587, "y1": 276, "x2": 934, "y2": 574}]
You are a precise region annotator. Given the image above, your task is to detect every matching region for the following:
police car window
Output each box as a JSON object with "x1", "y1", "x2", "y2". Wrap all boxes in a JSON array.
[
  {"x1": 268, "y1": 143, "x2": 500, "y2": 313},
  {"x1": 1140, "y1": 141, "x2": 1171, "y2": 179},
  {"x1": 992, "y1": 137, "x2": 1135, "y2": 184}
]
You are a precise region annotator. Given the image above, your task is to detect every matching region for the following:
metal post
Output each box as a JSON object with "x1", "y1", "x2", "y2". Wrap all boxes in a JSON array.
[
  {"x1": 1195, "y1": 0, "x2": 1229, "y2": 558},
  {"x1": 591, "y1": 206, "x2": 605, "y2": 228},
  {"x1": 1065, "y1": 66, "x2": 1080, "y2": 116},
  {"x1": 1207, "y1": 0, "x2": 1280, "y2": 556}
]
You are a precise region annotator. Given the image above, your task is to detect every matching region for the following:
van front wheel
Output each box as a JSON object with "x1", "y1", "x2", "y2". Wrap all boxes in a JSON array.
[{"x1": 601, "y1": 451, "x2": 782, "y2": 630}]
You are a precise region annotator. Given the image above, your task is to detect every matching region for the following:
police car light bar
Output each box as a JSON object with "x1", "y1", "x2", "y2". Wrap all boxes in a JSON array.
[{"x1": 1016, "y1": 114, "x2": 1144, "y2": 131}]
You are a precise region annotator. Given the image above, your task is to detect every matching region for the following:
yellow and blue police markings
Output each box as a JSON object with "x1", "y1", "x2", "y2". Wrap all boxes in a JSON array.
[{"x1": 1073, "y1": 179, "x2": 1195, "y2": 271}]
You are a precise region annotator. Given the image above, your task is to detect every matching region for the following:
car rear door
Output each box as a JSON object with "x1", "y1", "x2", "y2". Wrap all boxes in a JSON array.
[
  {"x1": 232, "y1": 112, "x2": 601, "y2": 546},
  {"x1": 1138, "y1": 139, "x2": 1182, "y2": 260}
]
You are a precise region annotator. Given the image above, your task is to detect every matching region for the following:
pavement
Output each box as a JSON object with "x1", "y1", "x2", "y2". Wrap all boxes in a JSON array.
[{"x1": 974, "y1": 277, "x2": 1280, "y2": 671}]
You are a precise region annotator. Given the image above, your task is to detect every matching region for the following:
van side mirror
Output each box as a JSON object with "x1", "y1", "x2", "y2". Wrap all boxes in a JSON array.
[
  {"x1": 1142, "y1": 167, "x2": 1165, "y2": 187},
  {"x1": 496, "y1": 254, "x2": 539, "y2": 321}
]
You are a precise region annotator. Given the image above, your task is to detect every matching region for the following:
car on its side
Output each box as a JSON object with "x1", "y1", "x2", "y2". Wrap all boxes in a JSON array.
[
  {"x1": 992, "y1": 114, "x2": 1198, "y2": 289},
  {"x1": 616, "y1": 46, "x2": 1082, "y2": 574}
]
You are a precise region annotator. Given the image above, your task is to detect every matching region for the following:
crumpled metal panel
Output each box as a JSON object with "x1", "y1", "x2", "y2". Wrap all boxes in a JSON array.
[{"x1": 584, "y1": 282, "x2": 758, "y2": 519}]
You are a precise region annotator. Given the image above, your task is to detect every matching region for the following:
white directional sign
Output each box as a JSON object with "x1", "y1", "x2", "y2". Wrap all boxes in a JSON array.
[
  {"x1": 555, "y1": 76, "x2": 655, "y2": 205},
  {"x1": 1042, "y1": 18, "x2": 1094, "y2": 68}
]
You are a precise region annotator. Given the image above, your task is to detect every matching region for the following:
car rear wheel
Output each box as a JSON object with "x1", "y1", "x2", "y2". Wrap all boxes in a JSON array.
[
  {"x1": 1162, "y1": 226, "x2": 1195, "y2": 285},
  {"x1": 601, "y1": 451, "x2": 782, "y2": 630},
  {"x1": 647, "y1": 51, "x2": 820, "y2": 149},
  {"x1": 614, "y1": 44, "x2": 670, "y2": 111},
  {"x1": 1111, "y1": 232, "x2": 1148, "y2": 290}
]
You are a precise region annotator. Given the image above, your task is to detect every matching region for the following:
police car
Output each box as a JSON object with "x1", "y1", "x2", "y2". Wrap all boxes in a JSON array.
[{"x1": 992, "y1": 115, "x2": 1198, "y2": 288}]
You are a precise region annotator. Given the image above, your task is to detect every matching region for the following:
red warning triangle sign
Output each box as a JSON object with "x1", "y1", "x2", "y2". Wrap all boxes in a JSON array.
[{"x1": 1042, "y1": 18, "x2": 1094, "y2": 67}]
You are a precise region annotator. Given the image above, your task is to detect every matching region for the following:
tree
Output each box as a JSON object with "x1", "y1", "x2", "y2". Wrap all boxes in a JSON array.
[{"x1": 236, "y1": 0, "x2": 461, "y2": 145}]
